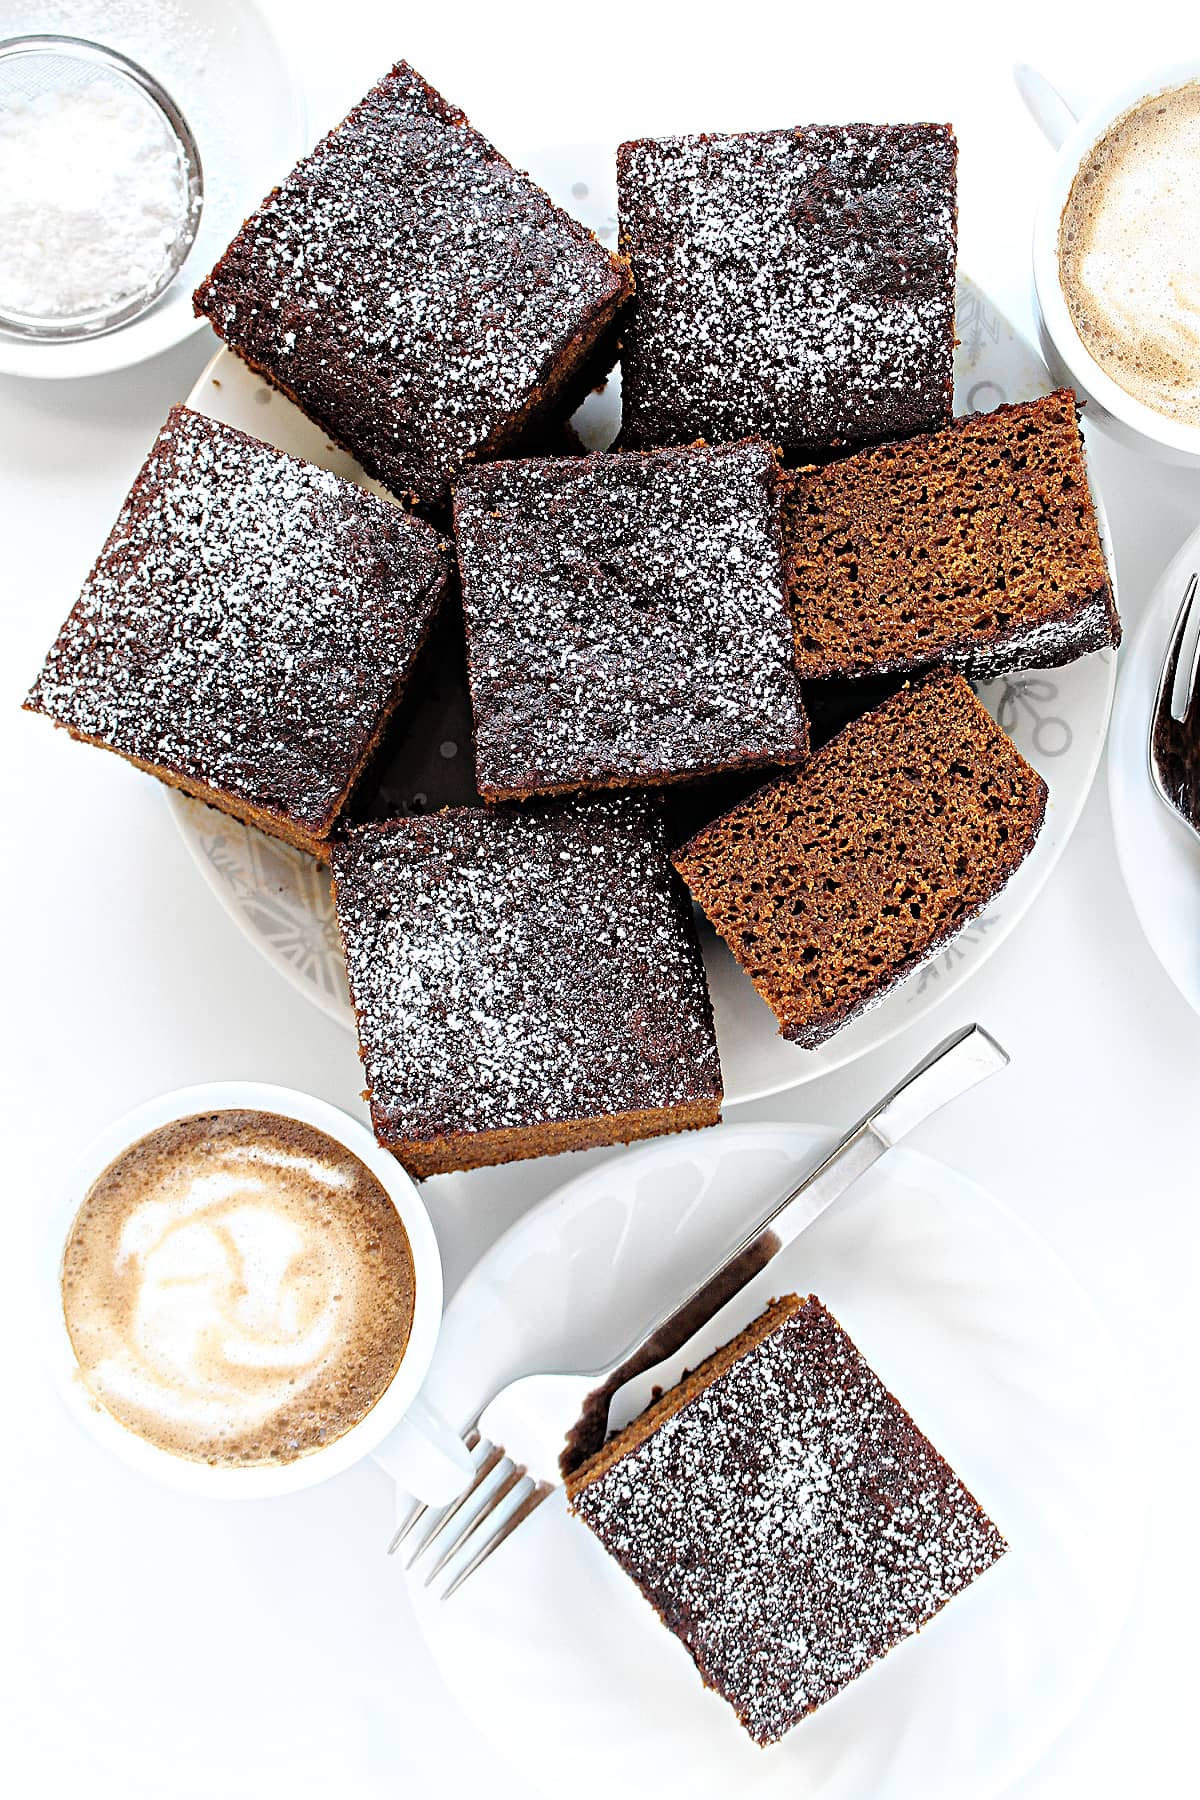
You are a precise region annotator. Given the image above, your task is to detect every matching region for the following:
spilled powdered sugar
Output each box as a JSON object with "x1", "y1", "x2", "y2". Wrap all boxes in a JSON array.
[
  {"x1": 454, "y1": 440, "x2": 809, "y2": 797},
  {"x1": 26, "y1": 407, "x2": 446, "y2": 833},
  {"x1": 194, "y1": 61, "x2": 629, "y2": 509},
  {"x1": 617, "y1": 125, "x2": 957, "y2": 451},
  {"x1": 331, "y1": 797, "x2": 722, "y2": 1147},
  {"x1": 571, "y1": 1297, "x2": 1006, "y2": 1745}
]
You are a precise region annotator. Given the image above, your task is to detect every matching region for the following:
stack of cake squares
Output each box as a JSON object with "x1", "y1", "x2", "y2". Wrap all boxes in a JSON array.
[
  {"x1": 27, "y1": 58, "x2": 1117, "y2": 1179},
  {"x1": 23, "y1": 54, "x2": 1098, "y2": 1743}
]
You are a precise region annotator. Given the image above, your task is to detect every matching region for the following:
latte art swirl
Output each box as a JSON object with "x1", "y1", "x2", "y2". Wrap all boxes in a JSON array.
[
  {"x1": 122, "y1": 1159, "x2": 358, "y2": 1422},
  {"x1": 62, "y1": 1113, "x2": 416, "y2": 1466},
  {"x1": 1059, "y1": 80, "x2": 1200, "y2": 427}
]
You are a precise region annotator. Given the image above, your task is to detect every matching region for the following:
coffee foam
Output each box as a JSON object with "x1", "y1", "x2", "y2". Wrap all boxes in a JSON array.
[
  {"x1": 1059, "y1": 81, "x2": 1200, "y2": 427},
  {"x1": 61, "y1": 1112, "x2": 415, "y2": 1466}
]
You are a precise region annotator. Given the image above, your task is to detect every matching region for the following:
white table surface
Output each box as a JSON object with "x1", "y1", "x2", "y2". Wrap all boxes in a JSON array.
[{"x1": 5, "y1": 3, "x2": 1198, "y2": 1795}]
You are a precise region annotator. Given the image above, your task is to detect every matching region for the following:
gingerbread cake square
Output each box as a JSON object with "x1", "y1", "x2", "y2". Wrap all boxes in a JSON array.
[
  {"x1": 453, "y1": 439, "x2": 809, "y2": 800},
  {"x1": 194, "y1": 61, "x2": 632, "y2": 512},
  {"x1": 786, "y1": 390, "x2": 1119, "y2": 681},
  {"x1": 25, "y1": 407, "x2": 448, "y2": 857},
  {"x1": 569, "y1": 1295, "x2": 1005, "y2": 1744},
  {"x1": 330, "y1": 797, "x2": 723, "y2": 1177},
  {"x1": 617, "y1": 124, "x2": 957, "y2": 453},
  {"x1": 672, "y1": 671, "x2": 1046, "y2": 1047}
]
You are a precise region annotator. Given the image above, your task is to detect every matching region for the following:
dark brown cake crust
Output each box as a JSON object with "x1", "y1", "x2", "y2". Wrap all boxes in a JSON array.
[
  {"x1": 24, "y1": 407, "x2": 448, "y2": 856},
  {"x1": 673, "y1": 671, "x2": 1047, "y2": 1047},
  {"x1": 616, "y1": 124, "x2": 957, "y2": 454},
  {"x1": 453, "y1": 439, "x2": 809, "y2": 800},
  {"x1": 194, "y1": 61, "x2": 632, "y2": 513},
  {"x1": 569, "y1": 1294, "x2": 1006, "y2": 1745},
  {"x1": 786, "y1": 389, "x2": 1119, "y2": 681},
  {"x1": 330, "y1": 797, "x2": 723, "y2": 1178}
]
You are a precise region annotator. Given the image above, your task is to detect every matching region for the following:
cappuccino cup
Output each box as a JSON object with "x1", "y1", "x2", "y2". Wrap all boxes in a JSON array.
[
  {"x1": 1021, "y1": 59, "x2": 1200, "y2": 468},
  {"x1": 48, "y1": 1083, "x2": 472, "y2": 1502}
]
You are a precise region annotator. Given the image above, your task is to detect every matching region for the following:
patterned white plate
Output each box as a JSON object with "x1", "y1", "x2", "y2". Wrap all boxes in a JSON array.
[{"x1": 169, "y1": 145, "x2": 1118, "y2": 1103}]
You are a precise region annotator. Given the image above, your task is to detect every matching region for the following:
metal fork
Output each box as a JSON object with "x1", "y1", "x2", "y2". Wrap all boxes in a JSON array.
[
  {"x1": 1149, "y1": 570, "x2": 1200, "y2": 841},
  {"x1": 393, "y1": 1022, "x2": 1009, "y2": 1598}
]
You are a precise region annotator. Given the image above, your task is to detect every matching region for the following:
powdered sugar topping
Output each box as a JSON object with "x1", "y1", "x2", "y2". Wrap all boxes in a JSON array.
[
  {"x1": 571, "y1": 1297, "x2": 1006, "y2": 1744},
  {"x1": 332, "y1": 797, "x2": 722, "y2": 1145},
  {"x1": 27, "y1": 407, "x2": 446, "y2": 834},
  {"x1": 618, "y1": 125, "x2": 957, "y2": 450},
  {"x1": 454, "y1": 440, "x2": 808, "y2": 796}
]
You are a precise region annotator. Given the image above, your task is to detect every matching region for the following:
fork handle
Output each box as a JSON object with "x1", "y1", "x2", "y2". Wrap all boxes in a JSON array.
[{"x1": 561, "y1": 1024, "x2": 1008, "y2": 1474}]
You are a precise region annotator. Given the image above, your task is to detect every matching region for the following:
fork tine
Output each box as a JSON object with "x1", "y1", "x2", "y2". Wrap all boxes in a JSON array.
[
  {"x1": 1170, "y1": 571, "x2": 1200, "y2": 722},
  {"x1": 403, "y1": 1435, "x2": 502, "y2": 1572},
  {"x1": 441, "y1": 1481, "x2": 555, "y2": 1601},
  {"x1": 388, "y1": 1500, "x2": 426, "y2": 1557},
  {"x1": 387, "y1": 1427, "x2": 482, "y2": 1557},
  {"x1": 422, "y1": 1460, "x2": 526, "y2": 1586}
]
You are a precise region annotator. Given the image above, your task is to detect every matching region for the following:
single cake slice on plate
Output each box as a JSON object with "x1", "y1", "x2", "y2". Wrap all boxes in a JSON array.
[
  {"x1": 194, "y1": 60, "x2": 632, "y2": 513},
  {"x1": 786, "y1": 389, "x2": 1119, "y2": 681},
  {"x1": 672, "y1": 670, "x2": 1047, "y2": 1047},
  {"x1": 330, "y1": 796, "x2": 723, "y2": 1177},
  {"x1": 24, "y1": 407, "x2": 448, "y2": 858},
  {"x1": 616, "y1": 123, "x2": 957, "y2": 454},
  {"x1": 453, "y1": 439, "x2": 809, "y2": 800},
  {"x1": 568, "y1": 1293, "x2": 1007, "y2": 1746}
]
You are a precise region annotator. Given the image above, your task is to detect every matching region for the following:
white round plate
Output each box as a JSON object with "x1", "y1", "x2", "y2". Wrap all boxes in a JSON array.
[
  {"x1": 0, "y1": 0, "x2": 305, "y2": 379},
  {"x1": 167, "y1": 144, "x2": 1117, "y2": 1100},
  {"x1": 1108, "y1": 520, "x2": 1200, "y2": 1017},
  {"x1": 402, "y1": 1123, "x2": 1141, "y2": 1800}
]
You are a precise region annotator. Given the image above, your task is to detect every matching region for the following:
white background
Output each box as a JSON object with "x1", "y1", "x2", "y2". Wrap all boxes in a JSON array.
[{"x1": 4, "y1": 1, "x2": 1198, "y2": 1794}]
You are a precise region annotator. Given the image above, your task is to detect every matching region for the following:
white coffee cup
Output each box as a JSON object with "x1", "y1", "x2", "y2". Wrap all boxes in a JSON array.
[
  {"x1": 1018, "y1": 59, "x2": 1200, "y2": 468},
  {"x1": 47, "y1": 1082, "x2": 474, "y2": 1502}
]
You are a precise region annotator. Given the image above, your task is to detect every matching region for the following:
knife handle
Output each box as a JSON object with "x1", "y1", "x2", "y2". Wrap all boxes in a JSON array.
[{"x1": 560, "y1": 1024, "x2": 1008, "y2": 1476}]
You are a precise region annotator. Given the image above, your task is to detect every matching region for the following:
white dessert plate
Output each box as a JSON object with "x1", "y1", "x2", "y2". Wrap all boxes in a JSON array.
[
  {"x1": 0, "y1": 0, "x2": 305, "y2": 379},
  {"x1": 1108, "y1": 519, "x2": 1200, "y2": 1018},
  {"x1": 166, "y1": 145, "x2": 1117, "y2": 1103},
  {"x1": 399, "y1": 1122, "x2": 1142, "y2": 1800}
]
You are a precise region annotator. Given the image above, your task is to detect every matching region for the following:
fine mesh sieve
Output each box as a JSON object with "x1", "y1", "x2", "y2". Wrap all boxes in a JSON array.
[{"x1": 0, "y1": 33, "x2": 203, "y2": 341}]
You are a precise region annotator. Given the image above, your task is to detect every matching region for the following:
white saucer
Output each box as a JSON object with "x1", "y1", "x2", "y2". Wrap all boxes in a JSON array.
[
  {"x1": 402, "y1": 1123, "x2": 1142, "y2": 1800},
  {"x1": 1108, "y1": 519, "x2": 1200, "y2": 1018},
  {"x1": 0, "y1": 0, "x2": 305, "y2": 379}
]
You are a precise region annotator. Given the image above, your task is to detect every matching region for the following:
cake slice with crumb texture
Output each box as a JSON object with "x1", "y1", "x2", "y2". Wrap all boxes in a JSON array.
[
  {"x1": 672, "y1": 671, "x2": 1046, "y2": 1047},
  {"x1": 785, "y1": 389, "x2": 1118, "y2": 681}
]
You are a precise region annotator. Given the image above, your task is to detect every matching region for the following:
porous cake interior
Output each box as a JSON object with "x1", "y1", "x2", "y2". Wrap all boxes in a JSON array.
[
  {"x1": 673, "y1": 671, "x2": 1047, "y2": 1045},
  {"x1": 785, "y1": 389, "x2": 1116, "y2": 678},
  {"x1": 393, "y1": 1100, "x2": 722, "y2": 1181}
]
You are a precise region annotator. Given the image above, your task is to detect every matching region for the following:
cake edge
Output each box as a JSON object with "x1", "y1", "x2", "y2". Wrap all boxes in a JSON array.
[{"x1": 671, "y1": 673, "x2": 1049, "y2": 1048}]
